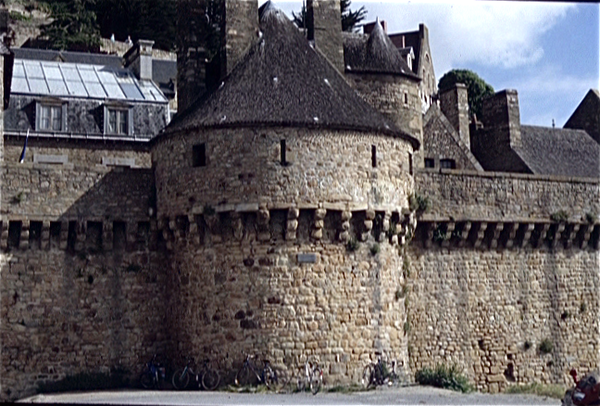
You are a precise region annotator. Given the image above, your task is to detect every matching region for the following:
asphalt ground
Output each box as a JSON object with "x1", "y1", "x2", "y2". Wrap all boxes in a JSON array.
[{"x1": 18, "y1": 385, "x2": 562, "y2": 406}]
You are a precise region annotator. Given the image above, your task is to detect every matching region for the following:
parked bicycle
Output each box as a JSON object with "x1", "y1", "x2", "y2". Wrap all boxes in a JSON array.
[
  {"x1": 140, "y1": 354, "x2": 167, "y2": 389},
  {"x1": 172, "y1": 356, "x2": 220, "y2": 390},
  {"x1": 286, "y1": 355, "x2": 323, "y2": 395},
  {"x1": 361, "y1": 352, "x2": 398, "y2": 389},
  {"x1": 235, "y1": 353, "x2": 278, "y2": 389}
]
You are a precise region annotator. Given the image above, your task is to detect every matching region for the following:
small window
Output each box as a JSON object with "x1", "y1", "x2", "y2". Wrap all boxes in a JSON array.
[
  {"x1": 409, "y1": 153, "x2": 413, "y2": 175},
  {"x1": 193, "y1": 143, "x2": 206, "y2": 167},
  {"x1": 440, "y1": 158, "x2": 456, "y2": 169},
  {"x1": 280, "y1": 139, "x2": 287, "y2": 165},
  {"x1": 424, "y1": 158, "x2": 435, "y2": 168},
  {"x1": 36, "y1": 102, "x2": 66, "y2": 132},
  {"x1": 104, "y1": 104, "x2": 132, "y2": 135},
  {"x1": 371, "y1": 145, "x2": 377, "y2": 168},
  {"x1": 403, "y1": 92, "x2": 409, "y2": 105}
]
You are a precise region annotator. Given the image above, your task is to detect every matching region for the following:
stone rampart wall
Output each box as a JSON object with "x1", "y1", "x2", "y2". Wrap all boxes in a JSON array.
[
  {"x1": 415, "y1": 169, "x2": 600, "y2": 222},
  {"x1": 2, "y1": 140, "x2": 153, "y2": 220},
  {"x1": 408, "y1": 244, "x2": 600, "y2": 393},
  {"x1": 0, "y1": 247, "x2": 168, "y2": 401},
  {"x1": 153, "y1": 127, "x2": 414, "y2": 217}
]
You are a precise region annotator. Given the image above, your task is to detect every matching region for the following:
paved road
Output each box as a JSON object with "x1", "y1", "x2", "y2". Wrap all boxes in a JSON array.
[{"x1": 19, "y1": 386, "x2": 562, "y2": 405}]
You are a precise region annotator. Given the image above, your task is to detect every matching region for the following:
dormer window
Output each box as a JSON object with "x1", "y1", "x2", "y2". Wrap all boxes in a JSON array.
[
  {"x1": 36, "y1": 100, "x2": 67, "y2": 132},
  {"x1": 104, "y1": 103, "x2": 133, "y2": 135}
]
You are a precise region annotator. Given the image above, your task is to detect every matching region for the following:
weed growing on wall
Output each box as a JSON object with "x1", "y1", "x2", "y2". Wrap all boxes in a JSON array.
[
  {"x1": 346, "y1": 238, "x2": 359, "y2": 252},
  {"x1": 409, "y1": 193, "x2": 430, "y2": 213},
  {"x1": 370, "y1": 243, "x2": 380, "y2": 256},
  {"x1": 538, "y1": 338, "x2": 553, "y2": 354},
  {"x1": 415, "y1": 364, "x2": 472, "y2": 393},
  {"x1": 550, "y1": 210, "x2": 569, "y2": 223}
]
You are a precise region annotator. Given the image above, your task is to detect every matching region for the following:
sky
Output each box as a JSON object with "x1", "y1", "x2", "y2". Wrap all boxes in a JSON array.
[{"x1": 258, "y1": 1, "x2": 599, "y2": 127}]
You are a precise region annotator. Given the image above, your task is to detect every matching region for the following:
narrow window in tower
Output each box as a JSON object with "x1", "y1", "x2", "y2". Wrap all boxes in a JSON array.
[
  {"x1": 193, "y1": 143, "x2": 206, "y2": 167},
  {"x1": 404, "y1": 92, "x2": 409, "y2": 105},
  {"x1": 371, "y1": 145, "x2": 377, "y2": 168},
  {"x1": 280, "y1": 139, "x2": 287, "y2": 165},
  {"x1": 409, "y1": 153, "x2": 413, "y2": 175}
]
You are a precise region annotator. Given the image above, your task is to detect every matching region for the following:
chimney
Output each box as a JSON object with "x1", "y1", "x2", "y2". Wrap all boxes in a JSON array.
[
  {"x1": 176, "y1": 0, "x2": 208, "y2": 114},
  {"x1": 480, "y1": 89, "x2": 522, "y2": 149},
  {"x1": 471, "y1": 89, "x2": 529, "y2": 172},
  {"x1": 222, "y1": 0, "x2": 259, "y2": 77},
  {"x1": 363, "y1": 20, "x2": 387, "y2": 35},
  {"x1": 307, "y1": 0, "x2": 344, "y2": 73},
  {"x1": 124, "y1": 39, "x2": 154, "y2": 81},
  {"x1": 439, "y1": 82, "x2": 470, "y2": 148}
]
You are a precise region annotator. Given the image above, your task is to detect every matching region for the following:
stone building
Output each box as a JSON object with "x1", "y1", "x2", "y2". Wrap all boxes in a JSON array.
[{"x1": 0, "y1": 0, "x2": 598, "y2": 401}]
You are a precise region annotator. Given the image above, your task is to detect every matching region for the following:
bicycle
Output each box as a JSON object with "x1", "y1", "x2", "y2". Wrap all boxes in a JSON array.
[
  {"x1": 140, "y1": 354, "x2": 167, "y2": 389},
  {"x1": 361, "y1": 352, "x2": 398, "y2": 389},
  {"x1": 172, "y1": 356, "x2": 221, "y2": 390},
  {"x1": 235, "y1": 354, "x2": 278, "y2": 389},
  {"x1": 294, "y1": 356, "x2": 323, "y2": 395}
]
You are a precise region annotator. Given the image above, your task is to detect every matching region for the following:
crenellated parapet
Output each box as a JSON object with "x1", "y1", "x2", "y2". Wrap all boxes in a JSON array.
[
  {"x1": 0, "y1": 218, "x2": 160, "y2": 253},
  {"x1": 156, "y1": 202, "x2": 418, "y2": 249},
  {"x1": 415, "y1": 219, "x2": 600, "y2": 250}
]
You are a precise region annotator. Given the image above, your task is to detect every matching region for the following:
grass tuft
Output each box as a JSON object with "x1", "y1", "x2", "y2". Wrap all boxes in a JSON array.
[
  {"x1": 415, "y1": 364, "x2": 472, "y2": 393},
  {"x1": 505, "y1": 383, "x2": 566, "y2": 399}
]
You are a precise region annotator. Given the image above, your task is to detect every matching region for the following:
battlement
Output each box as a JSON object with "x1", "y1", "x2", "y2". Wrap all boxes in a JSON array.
[
  {"x1": 0, "y1": 218, "x2": 160, "y2": 252},
  {"x1": 415, "y1": 219, "x2": 600, "y2": 250}
]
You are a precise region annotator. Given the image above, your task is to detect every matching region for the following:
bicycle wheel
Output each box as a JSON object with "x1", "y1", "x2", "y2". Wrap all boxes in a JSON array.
[
  {"x1": 201, "y1": 368, "x2": 220, "y2": 391},
  {"x1": 172, "y1": 368, "x2": 190, "y2": 390},
  {"x1": 361, "y1": 365, "x2": 374, "y2": 389},
  {"x1": 310, "y1": 367, "x2": 323, "y2": 395},
  {"x1": 264, "y1": 365, "x2": 278, "y2": 389},
  {"x1": 140, "y1": 372, "x2": 153, "y2": 389},
  {"x1": 235, "y1": 365, "x2": 257, "y2": 387}
]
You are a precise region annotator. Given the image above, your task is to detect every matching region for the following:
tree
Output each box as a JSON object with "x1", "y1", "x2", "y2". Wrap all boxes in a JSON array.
[
  {"x1": 438, "y1": 69, "x2": 495, "y2": 120},
  {"x1": 94, "y1": 0, "x2": 177, "y2": 51},
  {"x1": 292, "y1": 0, "x2": 367, "y2": 32},
  {"x1": 39, "y1": 0, "x2": 101, "y2": 52}
]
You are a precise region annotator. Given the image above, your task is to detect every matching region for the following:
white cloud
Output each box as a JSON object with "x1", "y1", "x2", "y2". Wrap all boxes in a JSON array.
[{"x1": 263, "y1": 1, "x2": 575, "y2": 73}]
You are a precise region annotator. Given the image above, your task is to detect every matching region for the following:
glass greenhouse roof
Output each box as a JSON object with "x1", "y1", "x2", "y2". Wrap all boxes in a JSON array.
[{"x1": 11, "y1": 59, "x2": 167, "y2": 102}]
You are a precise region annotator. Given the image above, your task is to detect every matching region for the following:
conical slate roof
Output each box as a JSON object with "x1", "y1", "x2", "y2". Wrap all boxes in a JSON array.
[
  {"x1": 165, "y1": 2, "x2": 419, "y2": 148},
  {"x1": 344, "y1": 19, "x2": 419, "y2": 78}
]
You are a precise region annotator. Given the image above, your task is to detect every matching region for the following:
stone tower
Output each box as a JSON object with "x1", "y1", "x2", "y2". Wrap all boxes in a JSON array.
[{"x1": 154, "y1": 3, "x2": 419, "y2": 384}]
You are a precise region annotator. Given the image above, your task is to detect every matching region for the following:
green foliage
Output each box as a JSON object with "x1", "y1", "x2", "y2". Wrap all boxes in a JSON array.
[
  {"x1": 341, "y1": 0, "x2": 366, "y2": 32},
  {"x1": 346, "y1": 237, "x2": 359, "y2": 252},
  {"x1": 403, "y1": 314, "x2": 411, "y2": 334},
  {"x1": 94, "y1": 0, "x2": 177, "y2": 51},
  {"x1": 415, "y1": 364, "x2": 472, "y2": 393},
  {"x1": 11, "y1": 191, "x2": 26, "y2": 204},
  {"x1": 9, "y1": 10, "x2": 31, "y2": 21},
  {"x1": 408, "y1": 193, "x2": 430, "y2": 213},
  {"x1": 438, "y1": 69, "x2": 494, "y2": 120},
  {"x1": 40, "y1": 0, "x2": 101, "y2": 52},
  {"x1": 550, "y1": 210, "x2": 569, "y2": 223},
  {"x1": 538, "y1": 338, "x2": 553, "y2": 354},
  {"x1": 370, "y1": 243, "x2": 380, "y2": 256},
  {"x1": 505, "y1": 383, "x2": 566, "y2": 399},
  {"x1": 433, "y1": 224, "x2": 448, "y2": 242},
  {"x1": 292, "y1": 0, "x2": 366, "y2": 32}
]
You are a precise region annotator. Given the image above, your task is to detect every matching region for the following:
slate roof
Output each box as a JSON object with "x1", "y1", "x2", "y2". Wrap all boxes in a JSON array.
[
  {"x1": 514, "y1": 125, "x2": 600, "y2": 178},
  {"x1": 166, "y1": 2, "x2": 419, "y2": 148},
  {"x1": 12, "y1": 47, "x2": 122, "y2": 67},
  {"x1": 343, "y1": 20, "x2": 418, "y2": 79}
]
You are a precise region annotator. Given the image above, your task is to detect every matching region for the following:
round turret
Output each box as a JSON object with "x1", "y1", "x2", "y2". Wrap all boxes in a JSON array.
[{"x1": 151, "y1": 3, "x2": 418, "y2": 385}]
